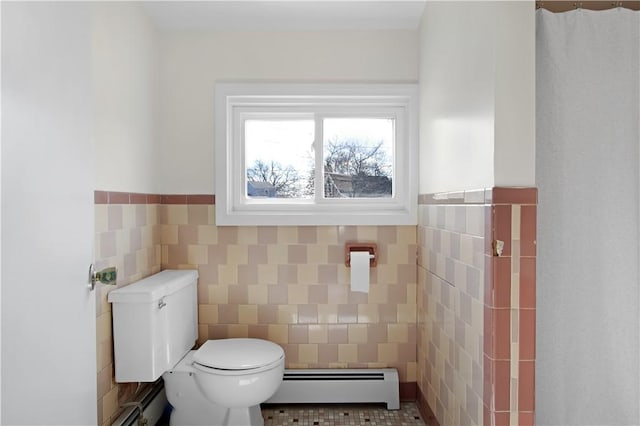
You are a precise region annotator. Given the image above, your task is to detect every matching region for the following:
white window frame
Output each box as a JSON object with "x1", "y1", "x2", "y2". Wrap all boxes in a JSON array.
[{"x1": 215, "y1": 83, "x2": 418, "y2": 226}]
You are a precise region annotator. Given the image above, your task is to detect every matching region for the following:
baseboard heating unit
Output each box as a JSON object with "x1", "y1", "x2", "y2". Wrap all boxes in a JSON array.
[
  {"x1": 112, "y1": 379, "x2": 167, "y2": 426},
  {"x1": 265, "y1": 368, "x2": 400, "y2": 410}
]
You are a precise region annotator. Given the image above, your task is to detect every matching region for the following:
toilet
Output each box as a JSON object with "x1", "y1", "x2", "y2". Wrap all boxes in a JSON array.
[{"x1": 108, "y1": 270, "x2": 284, "y2": 426}]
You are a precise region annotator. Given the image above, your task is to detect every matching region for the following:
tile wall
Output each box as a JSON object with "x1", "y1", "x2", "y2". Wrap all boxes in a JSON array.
[
  {"x1": 416, "y1": 188, "x2": 537, "y2": 426},
  {"x1": 94, "y1": 188, "x2": 536, "y2": 426},
  {"x1": 417, "y1": 194, "x2": 486, "y2": 425},
  {"x1": 94, "y1": 192, "x2": 162, "y2": 426},
  {"x1": 94, "y1": 192, "x2": 418, "y2": 425},
  {"x1": 484, "y1": 189, "x2": 537, "y2": 426},
  {"x1": 160, "y1": 200, "x2": 418, "y2": 388}
]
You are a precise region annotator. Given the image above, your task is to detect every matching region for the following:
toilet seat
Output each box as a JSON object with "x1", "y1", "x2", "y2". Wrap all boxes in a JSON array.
[{"x1": 193, "y1": 338, "x2": 284, "y2": 374}]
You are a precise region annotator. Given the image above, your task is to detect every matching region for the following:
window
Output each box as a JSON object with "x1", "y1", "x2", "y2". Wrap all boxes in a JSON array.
[{"x1": 215, "y1": 83, "x2": 418, "y2": 226}]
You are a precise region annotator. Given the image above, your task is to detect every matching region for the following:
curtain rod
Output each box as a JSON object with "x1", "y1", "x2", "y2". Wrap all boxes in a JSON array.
[{"x1": 536, "y1": 1, "x2": 640, "y2": 12}]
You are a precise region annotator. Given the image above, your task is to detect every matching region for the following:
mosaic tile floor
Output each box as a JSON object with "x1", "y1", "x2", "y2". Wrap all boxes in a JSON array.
[{"x1": 261, "y1": 403, "x2": 426, "y2": 426}]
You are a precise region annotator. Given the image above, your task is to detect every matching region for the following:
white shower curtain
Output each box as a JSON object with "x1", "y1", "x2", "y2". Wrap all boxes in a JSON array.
[{"x1": 536, "y1": 8, "x2": 640, "y2": 426}]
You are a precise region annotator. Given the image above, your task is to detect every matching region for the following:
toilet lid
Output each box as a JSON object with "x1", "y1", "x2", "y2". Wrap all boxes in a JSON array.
[{"x1": 193, "y1": 338, "x2": 284, "y2": 370}]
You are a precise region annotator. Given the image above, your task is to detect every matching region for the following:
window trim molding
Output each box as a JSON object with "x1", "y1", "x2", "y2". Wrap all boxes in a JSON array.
[{"x1": 215, "y1": 82, "x2": 418, "y2": 226}]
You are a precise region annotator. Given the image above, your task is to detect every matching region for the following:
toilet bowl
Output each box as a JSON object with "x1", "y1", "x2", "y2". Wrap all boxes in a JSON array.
[
  {"x1": 192, "y1": 338, "x2": 285, "y2": 408},
  {"x1": 108, "y1": 270, "x2": 285, "y2": 426},
  {"x1": 165, "y1": 338, "x2": 284, "y2": 425}
]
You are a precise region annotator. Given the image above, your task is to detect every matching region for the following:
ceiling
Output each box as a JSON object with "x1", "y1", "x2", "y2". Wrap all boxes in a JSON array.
[{"x1": 141, "y1": 1, "x2": 427, "y2": 31}]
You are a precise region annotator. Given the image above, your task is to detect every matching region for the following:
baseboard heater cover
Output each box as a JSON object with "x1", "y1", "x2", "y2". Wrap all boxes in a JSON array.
[
  {"x1": 111, "y1": 379, "x2": 167, "y2": 426},
  {"x1": 266, "y1": 368, "x2": 400, "y2": 410}
]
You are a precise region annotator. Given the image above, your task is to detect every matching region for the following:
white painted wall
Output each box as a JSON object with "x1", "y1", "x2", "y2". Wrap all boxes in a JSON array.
[
  {"x1": 494, "y1": 2, "x2": 535, "y2": 188},
  {"x1": 94, "y1": 2, "x2": 534, "y2": 197},
  {"x1": 156, "y1": 30, "x2": 419, "y2": 194},
  {"x1": 418, "y1": 1, "x2": 535, "y2": 194},
  {"x1": 92, "y1": 2, "x2": 159, "y2": 193},
  {"x1": 418, "y1": 2, "x2": 495, "y2": 194}
]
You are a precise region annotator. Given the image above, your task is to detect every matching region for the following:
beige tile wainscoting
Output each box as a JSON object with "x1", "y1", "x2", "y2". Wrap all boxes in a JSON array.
[{"x1": 94, "y1": 188, "x2": 536, "y2": 426}]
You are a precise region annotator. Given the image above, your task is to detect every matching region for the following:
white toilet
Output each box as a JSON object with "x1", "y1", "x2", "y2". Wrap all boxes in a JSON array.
[{"x1": 108, "y1": 269, "x2": 285, "y2": 426}]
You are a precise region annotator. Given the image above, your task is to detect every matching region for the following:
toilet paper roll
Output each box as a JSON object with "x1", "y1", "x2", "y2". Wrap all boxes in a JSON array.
[{"x1": 350, "y1": 251, "x2": 370, "y2": 293}]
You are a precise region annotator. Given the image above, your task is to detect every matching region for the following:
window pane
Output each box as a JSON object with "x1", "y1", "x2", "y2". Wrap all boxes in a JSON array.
[
  {"x1": 245, "y1": 119, "x2": 315, "y2": 199},
  {"x1": 323, "y1": 118, "x2": 394, "y2": 198}
]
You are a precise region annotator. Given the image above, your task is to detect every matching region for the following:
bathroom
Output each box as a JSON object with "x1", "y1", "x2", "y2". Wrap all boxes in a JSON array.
[{"x1": 2, "y1": 1, "x2": 639, "y2": 426}]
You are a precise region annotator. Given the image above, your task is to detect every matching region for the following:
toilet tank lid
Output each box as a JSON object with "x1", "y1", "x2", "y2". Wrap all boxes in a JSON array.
[{"x1": 108, "y1": 269, "x2": 198, "y2": 304}]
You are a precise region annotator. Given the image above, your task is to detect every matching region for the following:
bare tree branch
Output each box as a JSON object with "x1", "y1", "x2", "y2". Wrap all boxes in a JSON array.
[
  {"x1": 324, "y1": 137, "x2": 390, "y2": 177},
  {"x1": 247, "y1": 159, "x2": 302, "y2": 197}
]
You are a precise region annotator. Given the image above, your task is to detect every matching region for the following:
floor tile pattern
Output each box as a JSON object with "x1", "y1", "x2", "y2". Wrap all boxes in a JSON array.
[{"x1": 262, "y1": 403, "x2": 426, "y2": 426}]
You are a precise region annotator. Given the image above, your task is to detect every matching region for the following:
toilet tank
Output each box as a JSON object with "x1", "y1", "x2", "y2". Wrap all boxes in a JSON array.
[{"x1": 108, "y1": 269, "x2": 198, "y2": 382}]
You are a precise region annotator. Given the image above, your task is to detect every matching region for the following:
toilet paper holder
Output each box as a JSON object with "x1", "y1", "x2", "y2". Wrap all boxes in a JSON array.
[{"x1": 345, "y1": 242, "x2": 377, "y2": 267}]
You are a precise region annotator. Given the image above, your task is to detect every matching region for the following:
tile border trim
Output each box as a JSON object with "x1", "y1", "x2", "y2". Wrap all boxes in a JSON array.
[
  {"x1": 416, "y1": 386, "x2": 440, "y2": 426},
  {"x1": 97, "y1": 187, "x2": 535, "y2": 207},
  {"x1": 418, "y1": 187, "x2": 538, "y2": 205},
  {"x1": 399, "y1": 382, "x2": 418, "y2": 402},
  {"x1": 95, "y1": 191, "x2": 214, "y2": 205}
]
